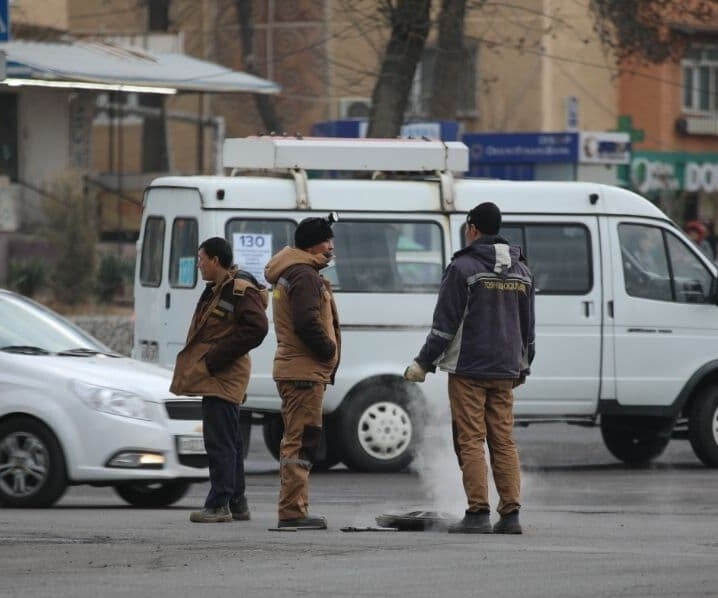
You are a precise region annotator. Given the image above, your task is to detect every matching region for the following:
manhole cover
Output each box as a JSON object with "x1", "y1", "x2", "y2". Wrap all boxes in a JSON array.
[{"x1": 375, "y1": 510, "x2": 458, "y2": 531}]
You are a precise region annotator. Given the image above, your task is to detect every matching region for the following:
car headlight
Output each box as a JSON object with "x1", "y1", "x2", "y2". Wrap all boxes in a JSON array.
[{"x1": 70, "y1": 380, "x2": 153, "y2": 421}]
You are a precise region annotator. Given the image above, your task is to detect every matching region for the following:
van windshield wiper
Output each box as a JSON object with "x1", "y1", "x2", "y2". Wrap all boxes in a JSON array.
[
  {"x1": 57, "y1": 348, "x2": 121, "y2": 357},
  {"x1": 1, "y1": 345, "x2": 51, "y2": 355}
]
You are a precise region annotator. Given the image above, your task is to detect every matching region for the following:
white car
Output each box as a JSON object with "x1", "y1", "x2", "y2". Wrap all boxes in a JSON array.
[{"x1": 0, "y1": 288, "x2": 208, "y2": 507}]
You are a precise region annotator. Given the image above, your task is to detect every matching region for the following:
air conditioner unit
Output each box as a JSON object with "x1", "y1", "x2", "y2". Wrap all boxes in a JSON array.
[
  {"x1": 682, "y1": 116, "x2": 718, "y2": 136},
  {"x1": 338, "y1": 97, "x2": 371, "y2": 119}
]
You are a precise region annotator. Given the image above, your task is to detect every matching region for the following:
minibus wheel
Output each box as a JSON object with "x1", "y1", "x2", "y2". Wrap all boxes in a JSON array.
[
  {"x1": 688, "y1": 386, "x2": 718, "y2": 467},
  {"x1": 262, "y1": 416, "x2": 342, "y2": 471},
  {"x1": 338, "y1": 378, "x2": 425, "y2": 473},
  {"x1": 600, "y1": 415, "x2": 673, "y2": 467},
  {"x1": 0, "y1": 416, "x2": 68, "y2": 507}
]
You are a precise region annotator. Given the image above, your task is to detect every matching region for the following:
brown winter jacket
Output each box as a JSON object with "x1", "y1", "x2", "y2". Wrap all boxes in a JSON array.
[
  {"x1": 170, "y1": 269, "x2": 269, "y2": 404},
  {"x1": 264, "y1": 246, "x2": 340, "y2": 384}
]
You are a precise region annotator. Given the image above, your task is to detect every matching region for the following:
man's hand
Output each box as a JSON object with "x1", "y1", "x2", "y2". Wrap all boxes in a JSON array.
[{"x1": 404, "y1": 360, "x2": 426, "y2": 383}]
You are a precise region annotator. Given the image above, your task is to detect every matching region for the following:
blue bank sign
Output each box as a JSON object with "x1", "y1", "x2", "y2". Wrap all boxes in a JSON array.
[
  {"x1": 0, "y1": 0, "x2": 9, "y2": 42},
  {"x1": 464, "y1": 132, "x2": 578, "y2": 164}
]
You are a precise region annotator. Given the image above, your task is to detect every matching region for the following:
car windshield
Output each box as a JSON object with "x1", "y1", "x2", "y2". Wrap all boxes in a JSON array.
[{"x1": 0, "y1": 292, "x2": 111, "y2": 354}]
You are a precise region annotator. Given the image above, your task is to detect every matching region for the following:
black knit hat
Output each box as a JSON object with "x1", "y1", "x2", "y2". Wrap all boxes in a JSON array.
[
  {"x1": 295, "y1": 216, "x2": 335, "y2": 249},
  {"x1": 467, "y1": 202, "x2": 502, "y2": 235}
]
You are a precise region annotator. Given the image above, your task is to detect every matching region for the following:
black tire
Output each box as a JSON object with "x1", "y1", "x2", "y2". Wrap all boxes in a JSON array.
[
  {"x1": 0, "y1": 416, "x2": 68, "y2": 507},
  {"x1": 262, "y1": 416, "x2": 342, "y2": 471},
  {"x1": 239, "y1": 411, "x2": 251, "y2": 460},
  {"x1": 688, "y1": 386, "x2": 718, "y2": 467},
  {"x1": 114, "y1": 480, "x2": 191, "y2": 507},
  {"x1": 337, "y1": 378, "x2": 424, "y2": 473},
  {"x1": 262, "y1": 416, "x2": 282, "y2": 461},
  {"x1": 600, "y1": 415, "x2": 673, "y2": 467}
]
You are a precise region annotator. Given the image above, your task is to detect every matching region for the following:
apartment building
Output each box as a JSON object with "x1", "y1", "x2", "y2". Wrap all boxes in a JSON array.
[
  {"x1": 619, "y1": 33, "x2": 718, "y2": 226},
  {"x1": 9, "y1": 0, "x2": 707, "y2": 244}
]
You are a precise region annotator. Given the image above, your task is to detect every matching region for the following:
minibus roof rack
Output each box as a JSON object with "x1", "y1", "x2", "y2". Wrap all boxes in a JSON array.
[{"x1": 223, "y1": 136, "x2": 469, "y2": 173}]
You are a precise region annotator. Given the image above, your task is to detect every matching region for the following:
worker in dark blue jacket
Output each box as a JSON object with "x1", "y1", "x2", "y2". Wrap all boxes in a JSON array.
[{"x1": 405, "y1": 201, "x2": 535, "y2": 534}]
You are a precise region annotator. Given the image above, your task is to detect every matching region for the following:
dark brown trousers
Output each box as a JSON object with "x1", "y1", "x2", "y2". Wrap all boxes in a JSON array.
[
  {"x1": 276, "y1": 381, "x2": 324, "y2": 520},
  {"x1": 448, "y1": 374, "x2": 521, "y2": 515}
]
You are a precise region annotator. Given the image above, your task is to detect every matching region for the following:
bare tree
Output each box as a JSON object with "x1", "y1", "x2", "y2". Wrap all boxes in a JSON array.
[
  {"x1": 429, "y1": 0, "x2": 468, "y2": 120},
  {"x1": 589, "y1": 0, "x2": 718, "y2": 63},
  {"x1": 234, "y1": 0, "x2": 283, "y2": 133},
  {"x1": 363, "y1": 0, "x2": 718, "y2": 136},
  {"x1": 366, "y1": 0, "x2": 431, "y2": 138}
]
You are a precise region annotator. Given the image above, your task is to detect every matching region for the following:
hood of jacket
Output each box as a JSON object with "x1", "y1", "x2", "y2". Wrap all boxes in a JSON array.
[
  {"x1": 231, "y1": 267, "x2": 269, "y2": 308},
  {"x1": 457, "y1": 234, "x2": 524, "y2": 276},
  {"x1": 264, "y1": 246, "x2": 331, "y2": 285}
]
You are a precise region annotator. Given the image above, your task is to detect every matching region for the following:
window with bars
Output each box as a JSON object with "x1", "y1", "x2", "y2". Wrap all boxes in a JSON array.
[{"x1": 682, "y1": 46, "x2": 718, "y2": 114}]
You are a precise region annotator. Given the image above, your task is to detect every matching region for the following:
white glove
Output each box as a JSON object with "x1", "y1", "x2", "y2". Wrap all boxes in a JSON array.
[{"x1": 404, "y1": 360, "x2": 426, "y2": 383}]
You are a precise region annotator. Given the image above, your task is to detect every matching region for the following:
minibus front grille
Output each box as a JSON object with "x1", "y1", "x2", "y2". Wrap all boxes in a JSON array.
[{"x1": 165, "y1": 400, "x2": 202, "y2": 420}]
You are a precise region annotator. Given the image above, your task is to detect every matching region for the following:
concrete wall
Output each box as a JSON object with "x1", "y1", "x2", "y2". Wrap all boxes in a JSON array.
[{"x1": 10, "y1": 0, "x2": 68, "y2": 31}]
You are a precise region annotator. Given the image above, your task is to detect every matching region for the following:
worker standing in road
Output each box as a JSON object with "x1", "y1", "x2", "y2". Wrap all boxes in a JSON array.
[
  {"x1": 264, "y1": 214, "x2": 341, "y2": 530},
  {"x1": 171, "y1": 236, "x2": 269, "y2": 523},
  {"x1": 404, "y1": 202, "x2": 535, "y2": 534}
]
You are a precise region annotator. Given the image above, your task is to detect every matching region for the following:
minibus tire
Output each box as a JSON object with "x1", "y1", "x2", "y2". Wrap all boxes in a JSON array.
[
  {"x1": 262, "y1": 416, "x2": 342, "y2": 471},
  {"x1": 600, "y1": 415, "x2": 672, "y2": 467},
  {"x1": 688, "y1": 386, "x2": 718, "y2": 467},
  {"x1": 338, "y1": 381, "x2": 423, "y2": 473},
  {"x1": 0, "y1": 416, "x2": 68, "y2": 508},
  {"x1": 239, "y1": 415, "x2": 251, "y2": 460}
]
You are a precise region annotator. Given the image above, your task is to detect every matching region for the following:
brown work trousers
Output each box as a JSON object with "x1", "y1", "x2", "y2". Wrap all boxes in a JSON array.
[
  {"x1": 276, "y1": 381, "x2": 324, "y2": 521},
  {"x1": 448, "y1": 374, "x2": 521, "y2": 516}
]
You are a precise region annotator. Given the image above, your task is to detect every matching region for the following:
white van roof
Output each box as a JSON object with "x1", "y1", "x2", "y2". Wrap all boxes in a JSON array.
[{"x1": 148, "y1": 175, "x2": 668, "y2": 221}]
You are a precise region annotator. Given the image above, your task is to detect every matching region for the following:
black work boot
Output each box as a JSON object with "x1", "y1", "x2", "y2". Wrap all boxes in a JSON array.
[
  {"x1": 229, "y1": 496, "x2": 250, "y2": 521},
  {"x1": 448, "y1": 510, "x2": 492, "y2": 534},
  {"x1": 277, "y1": 515, "x2": 328, "y2": 529},
  {"x1": 493, "y1": 510, "x2": 522, "y2": 534}
]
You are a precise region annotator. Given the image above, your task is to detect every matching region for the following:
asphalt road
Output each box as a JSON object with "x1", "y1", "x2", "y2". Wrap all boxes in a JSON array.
[{"x1": 1, "y1": 423, "x2": 717, "y2": 598}]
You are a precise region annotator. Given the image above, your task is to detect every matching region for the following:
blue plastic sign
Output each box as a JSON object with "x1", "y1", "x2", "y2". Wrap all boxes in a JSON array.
[
  {"x1": 0, "y1": 0, "x2": 9, "y2": 42},
  {"x1": 463, "y1": 132, "x2": 578, "y2": 164}
]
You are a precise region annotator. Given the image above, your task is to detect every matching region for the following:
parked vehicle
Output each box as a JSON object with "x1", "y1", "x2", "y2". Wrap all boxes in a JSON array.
[
  {"x1": 133, "y1": 136, "x2": 718, "y2": 471},
  {"x1": 0, "y1": 289, "x2": 208, "y2": 507}
]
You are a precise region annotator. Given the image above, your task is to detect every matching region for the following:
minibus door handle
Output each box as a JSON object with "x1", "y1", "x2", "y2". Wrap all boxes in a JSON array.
[
  {"x1": 165, "y1": 293, "x2": 171, "y2": 309},
  {"x1": 582, "y1": 300, "x2": 593, "y2": 317}
]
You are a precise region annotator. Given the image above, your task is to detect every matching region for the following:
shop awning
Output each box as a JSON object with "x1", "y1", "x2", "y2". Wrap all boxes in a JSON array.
[{"x1": 0, "y1": 40, "x2": 280, "y2": 94}]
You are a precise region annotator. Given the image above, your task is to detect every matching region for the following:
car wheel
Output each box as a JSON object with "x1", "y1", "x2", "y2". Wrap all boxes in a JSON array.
[
  {"x1": 262, "y1": 416, "x2": 342, "y2": 471},
  {"x1": 688, "y1": 386, "x2": 718, "y2": 467},
  {"x1": 0, "y1": 416, "x2": 68, "y2": 507},
  {"x1": 337, "y1": 379, "x2": 424, "y2": 473},
  {"x1": 600, "y1": 415, "x2": 673, "y2": 467},
  {"x1": 114, "y1": 480, "x2": 191, "y2": 507}
]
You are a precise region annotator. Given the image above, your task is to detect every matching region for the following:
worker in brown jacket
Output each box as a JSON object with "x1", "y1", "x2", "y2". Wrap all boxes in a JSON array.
[
  {"x1": 171, "y1": 236, "x2": 268, "y2": 523},
  {"x1": 264, "y1": 214, "x2": 341, "y2": 529}
]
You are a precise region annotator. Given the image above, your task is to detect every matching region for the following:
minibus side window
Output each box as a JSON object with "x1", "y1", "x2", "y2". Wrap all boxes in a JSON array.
[
  {"x1": 331, "y1": 220, "x2": 443, "y2": 293},
  {"x1": 525, "y1": 225, "x2": 591, "y2": 294},
  {"x1": 225, "y1": 218, "x2": 297, "y2": 285},
  {"x1": 461, "y1": 222, "x2": 590, "y2": 295},
  {"x1": 169, "y1": 218, "x2": 198, "y2": 288},
  {"x1": 666, "y1": 232, "x2": 713, "y2": 303},
  {"x1": 139, "y1": 216, "x2": 165, "y2": 287},
  {"x1": 620, "y1": 223, "x2": 713, "y2": 303}
]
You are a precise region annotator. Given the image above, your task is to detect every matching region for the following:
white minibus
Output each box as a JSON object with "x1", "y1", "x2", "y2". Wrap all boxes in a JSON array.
[{"x1": 133, "y1": 136, "x2": 718, "y2": 471}]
